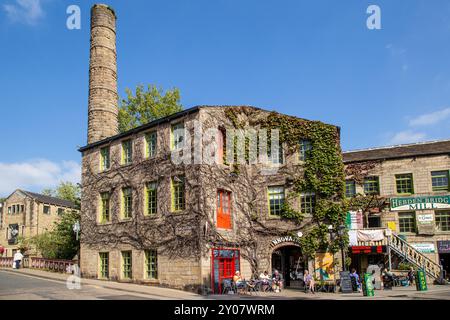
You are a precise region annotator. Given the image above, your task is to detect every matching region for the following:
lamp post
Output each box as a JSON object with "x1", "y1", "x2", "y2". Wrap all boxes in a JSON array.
[
  {"x1": 329, "y1": 224, "x2": 348, "y2": 272},
  {"x1": 337, "y1": 225, "x2": 347, "y2": 272}
]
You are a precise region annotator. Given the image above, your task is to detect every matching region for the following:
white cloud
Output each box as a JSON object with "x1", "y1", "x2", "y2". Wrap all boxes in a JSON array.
[
  {"x1": 409, "y1": 107, "x2": 450, "y2": 127},
  {"x1": 388, "y1": 130, "x2": 427, "y2": 145},
  {"x1": 0, "y1": 159, "x2": 80, "y2": 196},
  {"x1": 3, "y1": 0, "x2": 44, "y2": 25}
]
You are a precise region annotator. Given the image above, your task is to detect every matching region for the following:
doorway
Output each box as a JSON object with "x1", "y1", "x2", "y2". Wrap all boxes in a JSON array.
[
  {"x1": 439, "y1": 253, "x2": 450, "y2": 281},
  {"x1": 211, "y1": 248, "x2": 240, "y2": 294},
  {"x1": 271, "y1": 246, "x2": 304, "y2": 288}
]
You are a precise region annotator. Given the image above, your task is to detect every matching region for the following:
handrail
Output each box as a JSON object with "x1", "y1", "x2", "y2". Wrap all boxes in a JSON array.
[{"x1": 388, "y1": 233, "x2": 442, "y2": 279}]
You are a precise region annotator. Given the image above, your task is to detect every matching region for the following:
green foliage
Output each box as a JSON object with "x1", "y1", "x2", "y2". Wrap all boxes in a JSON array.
[
  {"x1": 31, "y1": 210, "x2": 80, "y2": 260},
  {"x1": 41, "y1": 181, "x2": 80, "y2": 209},
  {"x1": 398, "y1": 262, "x2": 415, "y2": 271},
  {"x1": 118, "y1": 84, "x2": 183, "y2": 132}
]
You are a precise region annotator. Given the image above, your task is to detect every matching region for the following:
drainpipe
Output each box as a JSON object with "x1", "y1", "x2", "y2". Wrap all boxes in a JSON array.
[{"x1": 387, "y1": 240, "x2": 392, "y2": 270}]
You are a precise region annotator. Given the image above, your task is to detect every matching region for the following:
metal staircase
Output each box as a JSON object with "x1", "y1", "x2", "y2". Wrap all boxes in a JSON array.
[{"x1": 388, "y1": 233, "x2": 442, "y2": 280}]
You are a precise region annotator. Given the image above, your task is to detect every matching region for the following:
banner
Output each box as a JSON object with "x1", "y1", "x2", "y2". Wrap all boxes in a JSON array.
[
  {"x1": 357, "y1": 229, "x2": 385, "y2": 242},
  {"x1": 314, "y1": 252, "x2": 335, "y2": 280}
]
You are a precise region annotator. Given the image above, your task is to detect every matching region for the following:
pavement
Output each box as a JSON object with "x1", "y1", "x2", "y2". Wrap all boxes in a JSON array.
[{"x1": 1, "y1": 268, "x2": 450, "y2": 300}]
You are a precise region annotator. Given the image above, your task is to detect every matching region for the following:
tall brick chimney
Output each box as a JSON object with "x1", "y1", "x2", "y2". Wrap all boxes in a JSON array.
[{"x1": 87, "y1": 4, "x2": 118, "y2": 144}]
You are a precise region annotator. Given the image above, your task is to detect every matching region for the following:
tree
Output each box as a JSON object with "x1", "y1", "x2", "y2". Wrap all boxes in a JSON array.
[
  {"x1": 31, "y1": 210, "x2": 80, "y2": 260},
  {"x1": 41, "y1": 181, "x2": 81, "y2": 209},
  {"x1": 118, "y1": 84, "x2": 183, "y2": 132},
  {"x1": 55, "y1": 182, "x2": 81, "y2": 208}
]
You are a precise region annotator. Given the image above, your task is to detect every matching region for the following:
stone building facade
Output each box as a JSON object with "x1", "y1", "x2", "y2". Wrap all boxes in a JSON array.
[
  {"x1": 343, "y1": 140, "x2": 450, "y2": 279},
  {"x1": 0, "y1": 190, "x2": 79, "y2": 257},
  {"x1": 79, "y1": 4, "x2": 343, "y2": 293}
]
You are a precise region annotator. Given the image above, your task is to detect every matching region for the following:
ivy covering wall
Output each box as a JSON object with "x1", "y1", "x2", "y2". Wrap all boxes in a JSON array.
[{"x1": 225, "y1": 108, "x2": 348, "y2": 258}]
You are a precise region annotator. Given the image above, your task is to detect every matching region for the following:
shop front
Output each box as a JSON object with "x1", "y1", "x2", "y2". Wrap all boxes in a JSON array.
[
  {"x1": 211, "y1": 248, "x2": 240, "y2": 294},
  {"x1": 270, "y1": 236, "x2": 306, "y2": 288},
  {"x1": 438, "y1": 241, "x2": 450, "y2": 281}
]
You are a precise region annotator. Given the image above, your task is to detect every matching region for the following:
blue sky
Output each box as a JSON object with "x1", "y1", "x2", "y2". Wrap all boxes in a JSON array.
[{"x1": 1, "y1": 0, "x2": 450, "y2": 195}]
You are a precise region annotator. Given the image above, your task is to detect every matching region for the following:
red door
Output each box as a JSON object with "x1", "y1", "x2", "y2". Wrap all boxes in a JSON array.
[{"x1": 211, "y1": 248, "x2": 240, "y2": 294}]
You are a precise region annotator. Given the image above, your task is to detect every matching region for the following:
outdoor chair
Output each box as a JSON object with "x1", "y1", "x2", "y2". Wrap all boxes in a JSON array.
[
  {"x1": 221, "y1": 279, "x2": 236, "y2": 295},
  {"x1": 247, "y1": 280, "x2": 260, "y2": 296}
]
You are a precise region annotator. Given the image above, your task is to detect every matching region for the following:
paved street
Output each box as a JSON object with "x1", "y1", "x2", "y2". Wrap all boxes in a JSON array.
[
  {"x1": 1, "y1": 269, "x2": 450, "y2": 300},
  {"x1": 0, "y1": 269, "x2": 204, "y2": 300}
]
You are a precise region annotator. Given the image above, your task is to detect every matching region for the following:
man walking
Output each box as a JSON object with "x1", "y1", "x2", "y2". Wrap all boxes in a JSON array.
[{"x1": 13, "y1": 250, "x2": 23, "y2": 269}]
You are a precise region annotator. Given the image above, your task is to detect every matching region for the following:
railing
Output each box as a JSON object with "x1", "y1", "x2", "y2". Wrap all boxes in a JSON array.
[
  {"x1": 0, "y1": 256, "x2": 77, "y2": 274},
  {"x1": 0, "y1": 257, "x2": 13, "y2": 268},
  {"x1": 388, "y1": 233, "x2": 442, "y2": 280},
  {"x1": 29, "y1": 257, "x2": 78, "y2": 273}
]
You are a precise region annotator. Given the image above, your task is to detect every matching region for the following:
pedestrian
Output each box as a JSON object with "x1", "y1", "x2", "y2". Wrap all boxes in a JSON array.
[
  {"x1": 350, "y1": 268, "x2": 362, "y2": 292},
  {"x1": 13, "y1": 250, "x2": 23, "y2": 269},
  {"x1": 407, "y1": 267, "x2": 415, "y2": 286}
]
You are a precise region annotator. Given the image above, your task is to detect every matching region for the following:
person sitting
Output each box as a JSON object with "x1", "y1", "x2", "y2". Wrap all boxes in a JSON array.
[
  {"x1": 350, "y1": 268, "x2": 362, "y2": 292},
  {"x1": 382, "y1": 268, "x2": 394, "y2": 289},
  {"x1": 303, "y1": 270, "x2": 315, "y2": 294},
  {"x1": 259, "y1": 270, "x2": 271, "y2": 291},
  {"x1": 272, "y1": 270, "x2": 283, "y2": 292},
  {"x1": 233, "y1": 271, "x2": 246, "y2": 293}
]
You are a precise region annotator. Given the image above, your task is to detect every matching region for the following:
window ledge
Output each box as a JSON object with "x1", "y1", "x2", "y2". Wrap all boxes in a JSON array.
[
  {"x1": 97, "y1": 222, "x2": 113, "y2": 226},
  {"x1": 143, "y1": 215, "x2": 159, "y2": 220},
  {"x1": 399, "y1": 232, "x2": 417, "y2": 236},
  {"x1": 142, "y1": 279, "x2": 159, "y2": 284},
  {"x1": 170, "y1": 210, "x2": 188, "y2": 215},
  {"x1": 120, "y1": 163, "x2": 133, "y2": 168}
]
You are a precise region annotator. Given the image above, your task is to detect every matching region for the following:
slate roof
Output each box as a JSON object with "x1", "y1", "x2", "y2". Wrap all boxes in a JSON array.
[
  {"x1": 343, "y1": 139, "x2": 450, "y2": 164},
  {"x1": 19, "y1": 190, "x2": 78, "y2": 209}
]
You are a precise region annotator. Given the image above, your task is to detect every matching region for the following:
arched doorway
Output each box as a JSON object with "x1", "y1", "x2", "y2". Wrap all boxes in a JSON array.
[{"x1": 271, "y1": 245, "x2": 306, "y2": 288}]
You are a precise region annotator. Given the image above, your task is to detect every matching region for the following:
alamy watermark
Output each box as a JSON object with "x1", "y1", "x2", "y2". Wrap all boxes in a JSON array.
[
  {"x1": 170, "y1": 120, "x2": 282, "y2": 176},
  {"x1": 66, "y1": 5, "x2": 81, "y2": 30}
]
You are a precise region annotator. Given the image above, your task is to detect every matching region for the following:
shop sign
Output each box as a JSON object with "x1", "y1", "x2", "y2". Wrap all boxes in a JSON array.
[
  {"x1": 351, "y1": 246, "x2": 386, "y2": 254},
  {"x1": 417, "y1": 214, "x2": 434, "y2": 225},
  {"x1": 416, "y1": 270, "x2": 428, "y2": 292},
  {"x1": 270, "y1": 235, "x2": 301, "y2": 247},
  {"x1": 390, "y1": 195, "x2": 450, "y2": 211},
  {"x1": 437, "y1": 241, "x2": 450, "y2": 254},
  {"x1": 411, "y1": 243, "x2": 435, "y2": 253},
  {"x1": 339, "y1": 271, "x2": 353, "y2": 293}
]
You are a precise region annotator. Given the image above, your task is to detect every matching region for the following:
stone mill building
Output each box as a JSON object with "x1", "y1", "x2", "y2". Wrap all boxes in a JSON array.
[{"x1": 79, "y1": 4, "x2": 344, "y2": 293}]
